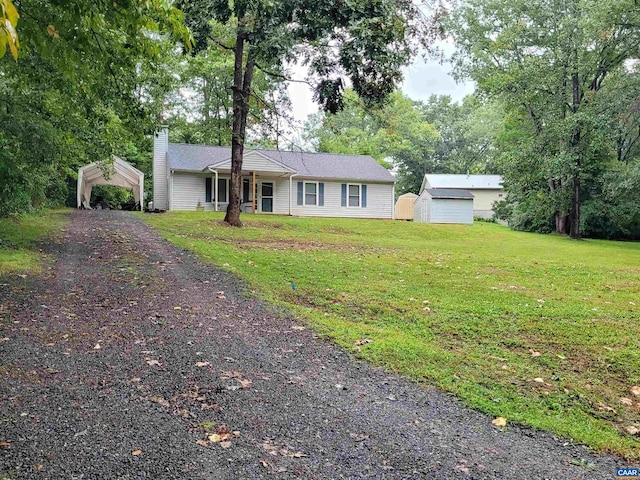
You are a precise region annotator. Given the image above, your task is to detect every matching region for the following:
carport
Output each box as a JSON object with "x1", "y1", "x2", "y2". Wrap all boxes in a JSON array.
[{"x1": 77, "y1": 157, "x2": 144, "y2": 210}]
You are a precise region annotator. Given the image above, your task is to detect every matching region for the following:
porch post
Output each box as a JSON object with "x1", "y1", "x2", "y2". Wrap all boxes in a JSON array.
[
  {"x1": 252, "y1": 171, "x2": 256, "y2": 213},
  {"x1": 214, "y1": 170, "x2": 219, "y2": 212}
]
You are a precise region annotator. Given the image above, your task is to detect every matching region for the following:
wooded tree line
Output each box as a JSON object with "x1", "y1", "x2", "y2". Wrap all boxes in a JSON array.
[{"x1": 1, "y1": 0, "x2": 639, "y2": 238}]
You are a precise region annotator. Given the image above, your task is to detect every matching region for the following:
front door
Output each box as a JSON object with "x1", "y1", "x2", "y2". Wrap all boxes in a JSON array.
[{"x1": 260, "y1": 181, "x2": 274, "y2": 213}]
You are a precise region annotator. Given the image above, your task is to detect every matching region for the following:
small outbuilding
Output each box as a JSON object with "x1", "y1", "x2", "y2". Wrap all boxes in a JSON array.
[
  {"x1": 421, "y1": 174, "x2": 503, "y2": 218},
  {"x1": 413, "y1": 188, "x2": 474, "y2": 224},
  {"x1": 394, "y1": 192, "x2": 418, "y2": 220},
  {"x1": 77, "y1": 157, "x2": 144, "y2": 210}
]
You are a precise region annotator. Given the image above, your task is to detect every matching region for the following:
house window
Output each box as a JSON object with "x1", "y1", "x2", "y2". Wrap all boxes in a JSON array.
[
  {"x1": 348, "y1": 184, "x2": 361, "y2": 207},
  {"x1": 304, "y1": 182, "x2": 318, "y2": 206},
  {"x1": 216, "y1": 178, "x2": 228, "y2": 202},
  {"x1": 206, "y1": 177, "x2": 229, "y2": 203}
]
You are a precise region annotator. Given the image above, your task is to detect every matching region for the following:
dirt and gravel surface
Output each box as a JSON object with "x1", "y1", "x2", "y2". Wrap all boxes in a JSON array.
[{"x1": 0, "y1": 210, "x2": 623, "y2": 479}]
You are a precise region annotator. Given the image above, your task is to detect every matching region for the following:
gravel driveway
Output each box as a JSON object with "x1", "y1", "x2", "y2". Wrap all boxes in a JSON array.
[{"x1": 0, "y1": 210, "x2": 622, "y2": 479}]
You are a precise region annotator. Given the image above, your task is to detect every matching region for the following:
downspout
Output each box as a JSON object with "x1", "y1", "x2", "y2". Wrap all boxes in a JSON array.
[{"x1": 206, "y1": 167, "x2": 219, "y2": 212}]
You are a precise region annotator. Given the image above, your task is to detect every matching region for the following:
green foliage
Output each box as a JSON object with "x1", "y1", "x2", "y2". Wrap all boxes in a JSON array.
[
  {"x1": 143, "y1": 211, "x2": 640, "y2": 459},
  {"x1": 90, "y1": 186, "x2": 134, "y2": 210},
  {"x1": 0, "y1": 0, "x2": 19, "y2": 59},
  {"x1": 0, "y1": 209, "x2": 68, "y2": 273},
  {"x1": 450, "y1": 0, "x2": 640, "y2": 239},
  {"x1": 0, "y1": 0, "x2": 191, "y2": 216},
  {"x1": 304, "y1": 91, "x2": 504, "y2": 195}
]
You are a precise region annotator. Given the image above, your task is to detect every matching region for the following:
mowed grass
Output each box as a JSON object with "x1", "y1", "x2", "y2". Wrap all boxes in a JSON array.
[
  {"x1": 0, "y1": 210, "x2": 70, "y2": 274},
  {"x1": 141, "y1": 211, "x2": 640, "y2": 458}
]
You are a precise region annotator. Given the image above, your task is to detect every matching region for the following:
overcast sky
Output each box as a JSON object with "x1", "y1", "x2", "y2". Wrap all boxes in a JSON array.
[{"x1": 286, "y1": 46, "x2": 476, "y2": 126}]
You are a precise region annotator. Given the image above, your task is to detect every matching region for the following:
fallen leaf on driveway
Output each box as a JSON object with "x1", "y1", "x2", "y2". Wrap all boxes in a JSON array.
[
  {"x1": 220, "y1": 441, "x2": 232, "y2": 448},
  {"x1": 149, "y1": 396, "x2": 170, "y2": 408},
  {"x1": 492, "y1": 417, "x2": 507, "y2": 427},
  {"x1": 238, "y1": 379, "x2": 252, "y2": 389},
  {"x1": 146, "y1": 359, "x2": 161, "y2": 367},
  {"x1": 132, "y1": 450, "x2": 142, "y2": 456},
  {"x1": 220, "y1": 370, "x2": 243, "y2": 379},
  {"x1": 195, "y1": 361, "x2": 210, "y2": 367},
  {"x1": 173, "y1": 306, "x2": 182, "y2": 311},
  {"x1": 94, "y1": 343, "x2": 101, "y2": 350},
  {"x1": 196, "y1": 439, "x2": 209, "y2": 447}
]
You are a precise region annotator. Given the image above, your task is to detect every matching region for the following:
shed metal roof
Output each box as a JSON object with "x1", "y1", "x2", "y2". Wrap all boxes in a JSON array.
[
  {"x1": 425, "y1": 188, "x2": 474, "y2": 200},
  {"x1": 424, "y1": 174, "x2": 503, "y2": 190},
  {"x1": 167, "y1": 143, "x2": 395, "y2": 183}
]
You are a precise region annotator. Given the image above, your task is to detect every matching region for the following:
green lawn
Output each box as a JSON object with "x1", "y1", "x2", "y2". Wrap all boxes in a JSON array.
[
  {"x1": 141, "y1": 211, "x2": 640, "y2": 459},
  {"x1": 0, "y1": 210, "x2": 69, "y2": 274}
]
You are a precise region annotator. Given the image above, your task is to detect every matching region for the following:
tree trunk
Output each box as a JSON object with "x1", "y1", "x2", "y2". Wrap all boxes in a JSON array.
[
  {"x1": 568, "y1": 66, "x2": 582, "y2": 240},
  {"x1": 224, "y1": 22, "x2": 256, "y2": 227},
  {"x1": 569, "y1": 172, "x2": 581, "y2": 239}
]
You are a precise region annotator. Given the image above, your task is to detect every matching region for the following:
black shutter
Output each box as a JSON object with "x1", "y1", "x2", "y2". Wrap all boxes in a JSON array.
[
  {"x1": 297, "y1": 182, "x2": 303, "y2": 205},
  {"x1": 205, "y1": 177, "x2": 212, "y2": 203},
  {"x1": 319, "y1": 183, "x2": 324, "y2": 206},
  {"x1": 217, "y1": 178, "x2": 227, "y2": 202}
]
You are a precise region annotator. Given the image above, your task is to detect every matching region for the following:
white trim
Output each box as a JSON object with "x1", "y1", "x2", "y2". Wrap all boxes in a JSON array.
[
  {"x1": 303, "y1": 181, "x2": 319, "y2": 206},
  {"x1": 347, "y1": 183, "x2": 362, "y2": 208},
  {"x1": 207, "y1": 176, "x2": 230, "y2": 204},
  {"x1": 258, "y1": 180, "x2": 276, "y2": 213},
  {"x1": 203, "y1": 150, "x2": 297, "y2": 174}
]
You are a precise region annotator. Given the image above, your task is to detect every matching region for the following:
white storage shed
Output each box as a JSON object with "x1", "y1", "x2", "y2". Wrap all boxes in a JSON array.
[{"x1": 413, "y1": 189, "x2": 474, "y2": 224}]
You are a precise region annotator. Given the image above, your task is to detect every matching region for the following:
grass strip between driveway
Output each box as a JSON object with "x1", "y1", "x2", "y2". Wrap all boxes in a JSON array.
[
  {"x1": 140, "y1": 211, "x2": 640, "y2": 459},
  {"x1": 0, "y1": 209, "x2": 70, "y2": 274}
]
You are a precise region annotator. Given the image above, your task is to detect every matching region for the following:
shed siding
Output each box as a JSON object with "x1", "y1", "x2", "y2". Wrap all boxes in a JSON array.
[
  {"x1": 429, "y1": 199, "x2": 474, "y2": 224},
  {"x1": 395, "y1": 193, "x2": 418, "y2": 220},
  {"x1": 290, "y1": 181, "x2": 393, "y2": 218},
  {"x1": 413, "y1": 191, "x2": 428, "y2": 222},
  {"x1": 153, "y1": 128, "x2": 169, "y2": 210},
  {"x1": 471, "y1": 189, "x2": 502, "y2": 213}
]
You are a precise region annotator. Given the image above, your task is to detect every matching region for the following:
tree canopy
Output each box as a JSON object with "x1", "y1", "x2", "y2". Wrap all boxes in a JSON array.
[
  {"x1": 0, "y1": 0, "x2": 191, "y2": 215},
  {"x1": 449, "y1": 0, "x2": 640, "y2": 238}
]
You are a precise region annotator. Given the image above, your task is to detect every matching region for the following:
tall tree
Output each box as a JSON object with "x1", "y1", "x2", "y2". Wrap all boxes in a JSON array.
[
  {"x1": 197, "y1": 0, "x2": 427, "y2": 226},
  {"x1": 450, "y1": 0, "x2": 640, "y2": 239},
  {"x1": 0, "y1": 0, "x2": 190, "y2": 214}
]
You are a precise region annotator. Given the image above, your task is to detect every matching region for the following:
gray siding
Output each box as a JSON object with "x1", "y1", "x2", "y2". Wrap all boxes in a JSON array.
[
  {"x1": 169, "y1": 173, "x2": 393, "y2": 218},
  {"x1": 153, "y1": 127, "x2": 169, "y2": 210},
  {"x1": 429, "y1": 198, "x2": 474, "y2": 224},
  {"x1": 413, "y1": 191, "x2": 428, "y2": 222},
  {"x1": 290, "y1": 180, "x2": 393, "y2": 219}
]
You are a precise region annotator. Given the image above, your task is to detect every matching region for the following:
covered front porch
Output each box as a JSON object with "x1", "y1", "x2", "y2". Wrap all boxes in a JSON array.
[{"x1": 202, "y1": 150, "x2": 298, "y2": 214}]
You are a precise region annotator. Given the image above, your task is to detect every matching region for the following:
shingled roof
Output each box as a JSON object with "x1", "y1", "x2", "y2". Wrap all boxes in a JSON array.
[
  {"x1": 425, "y1": 188, "x2": 474, "y2": 200},
  {"x1": 167, "y1": 143, "x2": 395, "y2": 183}
]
